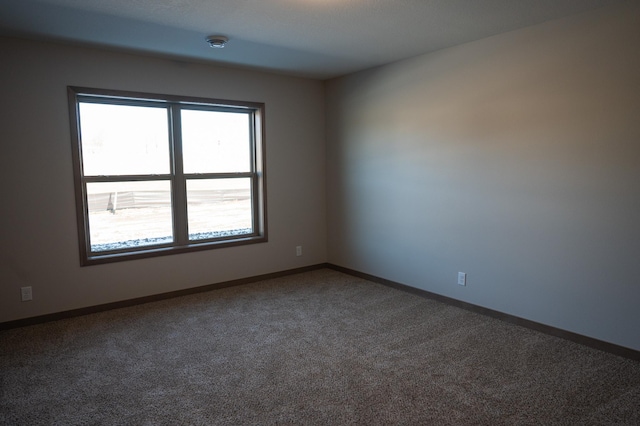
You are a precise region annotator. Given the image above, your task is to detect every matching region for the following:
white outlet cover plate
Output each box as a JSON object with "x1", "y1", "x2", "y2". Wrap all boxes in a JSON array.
[
  {"x1": 458, "y1": 272, "x2": 466, "y2": 286},
  {"x1": 21, "y1": 286, "x2": 33, "y2": 301}
]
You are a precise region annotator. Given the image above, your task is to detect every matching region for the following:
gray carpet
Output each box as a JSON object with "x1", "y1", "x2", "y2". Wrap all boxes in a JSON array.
[{"x1": 1, "y1": 269, "x2": 639, "y2": 425}]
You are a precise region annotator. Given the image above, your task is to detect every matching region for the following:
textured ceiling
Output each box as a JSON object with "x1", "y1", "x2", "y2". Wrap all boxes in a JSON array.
[{"x1": 0, "y1": 0, "x2": 629, "y2": 79}]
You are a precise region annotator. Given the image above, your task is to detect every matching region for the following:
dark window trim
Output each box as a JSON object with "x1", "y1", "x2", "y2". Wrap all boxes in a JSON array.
[{"x1": 68, "y1": 86, "x2": 268, "y2": 266}]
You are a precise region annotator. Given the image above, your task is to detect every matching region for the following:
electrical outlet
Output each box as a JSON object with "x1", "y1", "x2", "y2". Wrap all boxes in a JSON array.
[
  {"x1": 296, "y1": 246, "x2": 302, "y2": 256},
  {"x1": 457, "y1": 272, "x2": 467, "y2": 286},
  {"x1": 21, "y1": 286, "x2": 33, "y2": 302}
]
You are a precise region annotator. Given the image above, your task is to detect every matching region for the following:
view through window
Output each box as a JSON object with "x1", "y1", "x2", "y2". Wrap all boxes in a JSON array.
[{"x1": 68, "y1": 87, "x2": 266, "y2": 265}]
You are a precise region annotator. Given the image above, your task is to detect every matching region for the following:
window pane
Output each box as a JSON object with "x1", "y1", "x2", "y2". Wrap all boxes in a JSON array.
[
  {"x1": 187, "y1": 178, "x2": 252, "y2": 240},
  {"x1": 181, "y1": 109, "x2": 251, "y2": 173},
  {"x1": 87, "y1": 181, "x2": 173, "y2": 252},
  {"x1": 79, "y1": 103, "x2": 170, "y2": 176}
]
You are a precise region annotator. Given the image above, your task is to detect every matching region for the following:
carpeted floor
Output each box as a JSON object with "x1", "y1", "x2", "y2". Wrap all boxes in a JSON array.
[{"x1": 1, "y1": 268, "x2": 639, "y2": 425}]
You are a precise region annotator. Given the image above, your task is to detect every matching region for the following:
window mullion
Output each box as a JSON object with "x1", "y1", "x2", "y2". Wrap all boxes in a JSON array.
[
  {"x1": 183, "y1": 172, "x2": 253, "y2": 180},
  {"x1": 170, "y1": 104, "x2": 188, "y2": 245},
  {"x1": 84, "y1": 174, "x2": 172, "y2": 183}
]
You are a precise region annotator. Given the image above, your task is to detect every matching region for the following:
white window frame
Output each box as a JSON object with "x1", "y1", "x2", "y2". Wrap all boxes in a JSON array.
[{"x1": 68, "y1": 87, "x2": 267, "y2": 265}]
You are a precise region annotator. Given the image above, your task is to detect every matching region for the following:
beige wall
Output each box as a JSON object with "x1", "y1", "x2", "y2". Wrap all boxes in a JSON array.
[
  {"x1": 0, "y1": 38, "x2": 327, "y2": 322},
  {"x1": 326, "y1": 3, "x2": 640, "y2": 350}
]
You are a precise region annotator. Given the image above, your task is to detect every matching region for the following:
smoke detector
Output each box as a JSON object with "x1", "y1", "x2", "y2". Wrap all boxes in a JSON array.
[{"x1": 205, "y1": 35, "x2": 229, "y2": 48}]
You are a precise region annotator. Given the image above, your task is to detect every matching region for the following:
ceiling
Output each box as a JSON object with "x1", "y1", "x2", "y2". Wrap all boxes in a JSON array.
[{"x1": 0, "y1": 0, "x2": 628, "y2": 79}]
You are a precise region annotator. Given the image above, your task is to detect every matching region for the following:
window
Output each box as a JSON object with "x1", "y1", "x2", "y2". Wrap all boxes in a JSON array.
[{"x1": 68, "y1": 87, "x2": 267, "y2": 265}]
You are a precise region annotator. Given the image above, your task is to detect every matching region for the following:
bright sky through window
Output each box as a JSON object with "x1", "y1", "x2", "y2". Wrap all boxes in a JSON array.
[{"x1": 79, "y1": 103, "x2": 170, "y2": 176}]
